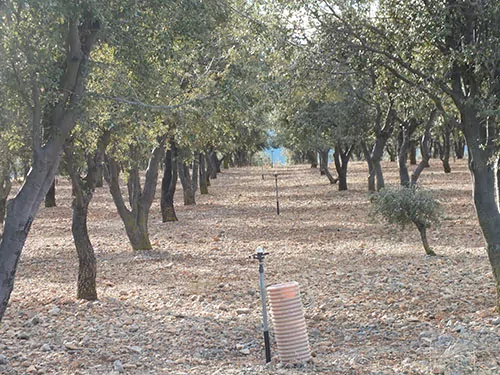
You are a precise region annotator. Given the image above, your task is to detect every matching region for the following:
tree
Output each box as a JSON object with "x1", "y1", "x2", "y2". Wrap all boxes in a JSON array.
[
  {"x1": 64, "y1": 129, "x2": 110, "y2": 300},
  {"x1": 309, "y1": 0, "x2": 500, "y2": 309},
  {"x1": 371, "y1": 186, "x2": 442, "y2": 256},
  {"x1": 0, "y1": 2, "x2": 100, "y2": 321}
]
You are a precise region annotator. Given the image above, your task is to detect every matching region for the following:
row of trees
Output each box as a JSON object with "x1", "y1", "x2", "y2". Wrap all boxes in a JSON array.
[
  {"x1": 269, "y1": 0, "x2": 500, "y2": 310},
  {"x1": 1, "y1": 0, "x2": 500, "y2": 319},
  {"x1": 0, "y1": 0, "x2": 275, "y2": 321}
]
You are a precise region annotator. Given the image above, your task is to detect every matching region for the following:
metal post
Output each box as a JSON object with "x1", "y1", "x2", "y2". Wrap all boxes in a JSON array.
[
  {"x1": 252, "y1": 246, "x2": 271, "y2": 363},
  {"x1": 274, "y1": 172, "x2": 280, "y2": 215}
]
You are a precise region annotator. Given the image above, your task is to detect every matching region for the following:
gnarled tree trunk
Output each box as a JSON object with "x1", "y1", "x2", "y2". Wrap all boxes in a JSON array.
[
  {"x1": 65, "y1": 131, "x2": 109, "y2": 300},
  {"x1": 0, "y1": 17, "x2": 99, "y2": 322},
  {"x1": 161, "y1": 141, "x2": 178, "y2": 222},
  {"x1": 44, "y1": 179, "x2": 56, "y2": 207},
  {"x1": 461, "y1": 105, "x2": 500, "y2": 311},
  {"x1": 319, "y1": 149, "x2": 329, "y2": 176},
  {"x1": 398, "y1": 118, "x2": 418, "y2": 187},
  {"x1": 361, "y1": 141, "x2": 375, "y2": 192},
  {"x1": 306, "y1": 150, "x2": 318, "y2": 168},
  {"x1": 199, "y1": 153, "x2": 209, "y2": 195},
  {"x1": 370, "y1": 107, "x2": 396, "y2": 191},
  {"x1": 411, "y1": 109, "x2": 437, "y2": 186},
  {"x1": 177, "y1": 150, "x2": 196, "y2": 206},
  {"x1": 333, "y1": 144, "x2": 353, "y2": 191},
  {"x1": 105, "y1": 140, "x2": 165, "y2": 250}
]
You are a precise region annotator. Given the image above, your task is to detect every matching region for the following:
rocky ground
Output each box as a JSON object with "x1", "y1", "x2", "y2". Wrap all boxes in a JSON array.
[{"x1": 1, "y1": 159, "x2": 499, "y2": 374}]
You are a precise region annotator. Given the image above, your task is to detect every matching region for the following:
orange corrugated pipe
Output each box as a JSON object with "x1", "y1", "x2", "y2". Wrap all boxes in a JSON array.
[{"x1": 267, "y1": 281, "x2": 311, "y2": 363}]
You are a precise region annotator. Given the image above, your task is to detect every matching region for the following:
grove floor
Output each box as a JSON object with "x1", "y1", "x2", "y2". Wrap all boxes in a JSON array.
[{"x1": 1, "y1": 159, "x2": 499, "y2": 374}]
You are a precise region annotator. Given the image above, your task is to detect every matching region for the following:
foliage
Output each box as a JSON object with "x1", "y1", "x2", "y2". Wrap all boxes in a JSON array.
[{"x1": 370, "y1": 186, "x2": 442, "y2": 230}]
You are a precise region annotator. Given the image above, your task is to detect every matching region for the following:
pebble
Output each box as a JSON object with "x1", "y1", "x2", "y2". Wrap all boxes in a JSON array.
[
  {"x1": 236, "y1": 308, "x2": 251, "y2": 315},
  {"x1": 41, "y1": 344, "x2": 51, "y2": 352},
  {"x1": 16, "y1": 332, "x2": 30, "y2": 340},
  {"x1": 26, "y1": 365, "x2": 37, "y2": 373},
  {"x1": 64, "y1": 342, "x2": 79, "y2": 351},
  {"x1": 49, "y1": 306, "x2": 61, "y2": 316},
  {"x1": 113, "y1": 360, "x2": 124, "y2": 373},
  {"x1": 218, "y1": 304, "x2": 229, "y2": 311},
  {"x1": 239, "y1": 348, "x2": 250, "y2": 355},
  {"x1": 491, "y1": 317, "x2": 500, "y2": 325},
  {"x1": 128, "y1": 346, "x2": 142, "y2": 354},
  {"x1": 0, "y1": 354, "x2": 8, "y2": 364},
  {"x1": 129, "y1": 324, "x2": 139, "y2": 333}
]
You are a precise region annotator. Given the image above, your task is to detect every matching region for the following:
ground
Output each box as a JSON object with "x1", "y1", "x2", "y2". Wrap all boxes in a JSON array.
[{"x1": 1, "y1": 159, "x2": 499, "y2": 375}]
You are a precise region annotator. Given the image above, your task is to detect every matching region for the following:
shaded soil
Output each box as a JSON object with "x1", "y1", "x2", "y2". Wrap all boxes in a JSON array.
[{"x1": 1, "y1": 159, "x2": 499, "y2": 374}]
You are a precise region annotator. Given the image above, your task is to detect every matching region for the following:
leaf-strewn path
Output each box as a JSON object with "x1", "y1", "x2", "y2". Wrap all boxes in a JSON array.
[{"x1": 1, "y1": 160, "x2": 499, "y2": 374}]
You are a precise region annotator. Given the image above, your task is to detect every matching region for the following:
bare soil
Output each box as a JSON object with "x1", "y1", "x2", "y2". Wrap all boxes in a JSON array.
[{"x1": 1, "y1": 159, "x2": 499, "y2": 375}]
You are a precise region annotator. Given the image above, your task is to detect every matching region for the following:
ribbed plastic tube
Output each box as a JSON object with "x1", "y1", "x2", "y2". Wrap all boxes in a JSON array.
[{"x1": 267, "y1": 281, "x2": 311, "y2": 363}]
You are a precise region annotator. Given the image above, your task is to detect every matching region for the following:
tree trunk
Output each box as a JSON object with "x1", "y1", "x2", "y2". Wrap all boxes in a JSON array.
[
  {"x1": 409, "y1": 140, "x2": 417, "y2": 165},
  {"x1": 44, "y1": 179, "x2": 56, "y2": 207},
  {"x1": 207, "y1": 150, "x2": 218, "y2": 179},
  {"x1": 398, "y1": 118, "x2": 417, "y2": 187},
  {"x1": 440, "y1": 120, "x2": 452, "y2": 173},
  {"x1": 319, "y1": 149, "x2": 329, "y2": 176},
  {"x1": 178, "y1": 155, "x2": 195, "y2": 206},
  {"x1": 461, "y1": 106, "x2": 500, "y2": 311},
  {"x1": 361, "y1": 141, "x2": 375, "y2": 192},
  {"x1": 415, "y1": 221, "x2": 436, "y2": 256},
  {"x1": 71, "y1": 195, "x2": 97, "y2": 300},
  {"x1": 0, "y1": 17, "x2": 98, "y2": 322},
  {"x1": 199, "y1": 153, "x2": 209, "y2": 195},
  {"x1": 105, "y1": 140, "x2": 165, "y2": 250},
  {"x1": 0, "y1": 167, "x2": 11, "y2": 225},
  {"x1": 95, "y1": 167, "x2": 104, "y2": 188},
  {"x1": 454, "y1": 132, "x2": 466, "y2": 159},
  {"x1": 372, "y1": 107, "x2": 396, "y2": 190},
  {"x1": 192, "y1": 153, "x2": 199, "y2": 192},
  {"x1": 386, "y1": 144, "x2": 397, "y2": 162},
  {"x1": 161, "y1": 141, "x2": 178, "y2": 222},
  {"x1": 306, "y1": 150, "x2": 318, "y2": 168},
  {"x1": 64, "y1": 131, "x2": 109, "y2": 300},
  {"x1": 333, "y1": 144, "x2": 353, "y2": 191},
  {"x1": 411, "y1": 109, "x2": 437, "y2": 186}
]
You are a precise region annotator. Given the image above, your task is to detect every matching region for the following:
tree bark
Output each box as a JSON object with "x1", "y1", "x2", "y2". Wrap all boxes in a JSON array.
[
  {"x1": 177, "y1": 151, "x2": 196, "y2": 206},
  {"x1": 199, "y1": 153, "x2": 209, "y2": 195},
  {"x1": 207, "y1": 150, "x2": 218, "y2": 179},
  {"x1": 161, "y1": 141, "x2": 178, "y2": 222},
  {"x1": 0, "y1": 17, "x2": 99, "y2": 322},
  {"x1": 415, "y1": 221, "x2": 436, "y2": 256},
  {"x1": 306, "y1": 150, "x2": 318, "y2": 168},
  {"x1": 461, "y1": 105, "x2": 500, "y2": 311},
  {"x1": 192, "y1": 152, "x2": 199, "y2": 192},
  {"x1": 397, "y1": 118, "x2": 418, "y2": 187},
  {"x1": 371, "y1": 107, "x2": 396, "y2": 191},
  {"x1": 454, "y1": 131, "x2": 466, "y2": 159},
  {"x1": 44, "y1": 179, "x2": 56, "y2": 207},
  {"x1": 440, "y1": 120, "x2": 452, "y2": 173},
  {"x1": 361, "y1": 141, "x2": 375, "y2": 192},
  {"x1": 64, "y1": 131, "x2": 109, "y2": 300},
  {"x1": 0, "y1": 167, "x2": 11, "y2": 226},
  {"x1": 409, "y1": 140, "x2": 417, "y2": 165},
  {"x1": 333, "y1": 144, "x2": 353, "y2": 191},
  {"x1": 411, "y1": 109, "x2": 437, "y2": 186},
  {"x1": 105, "y1": 140, "x2": 165, "y2": 250},
  {"x1": 319, "y1": 149, "x2": 329, "y2": 176}
]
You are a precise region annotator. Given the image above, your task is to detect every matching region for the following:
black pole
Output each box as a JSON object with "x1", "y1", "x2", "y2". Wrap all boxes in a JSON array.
[
  {"x1": 252, "y1": 246, "x2": 271, "y2": 363},
  {"x1": 274, "y1": 172, "x2": 280, "y2": 215}
]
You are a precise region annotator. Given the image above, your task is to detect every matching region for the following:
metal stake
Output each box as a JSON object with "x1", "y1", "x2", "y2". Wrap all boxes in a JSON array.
[
  {"x1": 274, "y1": 172, "x2": 280, "y2": 215},
  {"x1": 252, "y1": 246, "x2": 271, "y2": 363}
]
